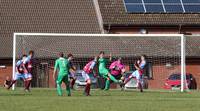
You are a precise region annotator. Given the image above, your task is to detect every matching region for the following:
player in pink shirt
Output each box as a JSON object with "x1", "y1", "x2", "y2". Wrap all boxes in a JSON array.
[
  {"x1": 109, "y1": 57, "x2": 126, "y2": 88},
  {"x1": 109, "y1": 57, "x2": 125, "y2": 80}
]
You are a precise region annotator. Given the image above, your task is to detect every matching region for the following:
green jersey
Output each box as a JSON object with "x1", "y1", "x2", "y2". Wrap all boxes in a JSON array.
[
  {"x1": 54, "y1": 57, "x2": 69, "y2": 75},
  {"x1": 98, "y1": 58, "x2": 109, "y2": 75}
]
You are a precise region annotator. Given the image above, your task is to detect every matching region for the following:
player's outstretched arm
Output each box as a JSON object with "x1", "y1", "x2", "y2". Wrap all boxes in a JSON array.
[
  {"x1": 53, "y1": 61, "x2": 58, "y2": 81},
  {"x1": 53, "y1": 69, "x2": 56, "y2": 81},
  {"x1": 109, "y1": 53, "x2": 112, "y2": 61},
  {"x1": 134, "y1": 64, "x2": 140, "y2": 70}
]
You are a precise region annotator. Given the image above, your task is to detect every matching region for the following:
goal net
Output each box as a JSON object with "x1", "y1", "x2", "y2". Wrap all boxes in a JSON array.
[{"x1": 13, "y1": 33, "x2": 187, "y2": 91}]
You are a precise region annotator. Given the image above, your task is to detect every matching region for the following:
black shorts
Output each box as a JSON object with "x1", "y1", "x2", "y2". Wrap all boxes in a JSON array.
[{"x1": 112, "y1": 74, "x2": 122, "y2": 80}]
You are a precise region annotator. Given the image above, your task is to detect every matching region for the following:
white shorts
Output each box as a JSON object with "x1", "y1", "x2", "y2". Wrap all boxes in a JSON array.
[
  {"x1": 82, "y1": 71, "x2": 90, "y2": 81},
  {"x1": 14, "y1": 73, "x2": 25, "y2": 80},
  {"x1": 131, "y1": 70, "x2": 141, "y2": 80},
  {"x1": 24, "y1": 73, "x2": 32, "y2": 79}
]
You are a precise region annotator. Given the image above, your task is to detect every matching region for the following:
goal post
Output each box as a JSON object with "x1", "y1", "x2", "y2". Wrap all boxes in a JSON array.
[
  {"x1": 12, "y1": 33, "x2": 186, "y2": 92},
  {"x1": 181, "y1": 34, "x2": 186, "y2": 92}
]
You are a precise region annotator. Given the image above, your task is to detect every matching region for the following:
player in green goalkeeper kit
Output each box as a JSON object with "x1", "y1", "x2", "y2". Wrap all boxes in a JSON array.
[
  {"x1": 98, "y1": 51, "x2": 122, "y2": 90},
  {"x1": 53, "y1": 52, "x2": 72, "y2": 96}
]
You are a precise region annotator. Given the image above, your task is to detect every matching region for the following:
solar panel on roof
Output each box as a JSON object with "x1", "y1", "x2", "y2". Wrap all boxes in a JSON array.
[
  {"x1": 145, "y1": 5, "x2": 164, "y2": 12},
  {"x1": 125, "y1": 4, "x2": 145, "y2": 13},
  {"x1": 143, "y1": 0, "x2": 161, "y2": 3},
  {"x1": 184, "y1": 5, "x2": 200, "y2": 12},
  {"x1": 124, "y1": 0, "x2": 145, "y2": 13},
  {"x1": 163, "y1": 0, "x2": 184, "y2": 12},
  {"x1": 124, "y1": 0, "x2": 142, "y2": 3},
  {"x1": 143, "y1": 0, "x2": 164, "y2": 12},
  {"x1": 165, "y1": 5, "x2": 183, "y2": 12},
  {"x1": 163, "y1": 0, "x2": 181, "y2": 3},
  {"x1": 182, "y1": 0, "x2": 200, "y2": 3},
  {"x1": 182, "y1": 0, "x2": 200, "y2": 12},
  {"x1": 124, "y1": 0, "x2": 200, "y2": 13}
]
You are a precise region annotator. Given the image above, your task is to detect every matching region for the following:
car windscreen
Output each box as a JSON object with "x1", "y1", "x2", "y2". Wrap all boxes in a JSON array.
[
  {"x1": 168, "y1": 74, "x2": 181, "y2": 80},
  {"x1": 169, "y1": 74, "x2": 191, "y2": 80}
]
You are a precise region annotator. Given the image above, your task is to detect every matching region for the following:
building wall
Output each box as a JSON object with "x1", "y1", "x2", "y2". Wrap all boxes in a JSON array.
[
  {"x1": 0, "y1": 65, "x2": 12, "y2": 86},
  {"x1": 149, "y1": 65, "x2": 200, "y2": 89}
]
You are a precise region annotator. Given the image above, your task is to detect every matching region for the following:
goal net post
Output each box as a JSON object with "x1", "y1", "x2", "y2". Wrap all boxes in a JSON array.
[{"x1": 12, "y1": 33, "x2": 186, "y2": 92}]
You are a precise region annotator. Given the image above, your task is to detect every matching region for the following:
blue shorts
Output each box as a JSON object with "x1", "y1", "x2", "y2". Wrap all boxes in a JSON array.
[
  {"x1": 14, "y1": 73, "x2": 32, "y2": 80},
  {"x1": 14, "y1": 73, "x2": 25, "y2": 80}
]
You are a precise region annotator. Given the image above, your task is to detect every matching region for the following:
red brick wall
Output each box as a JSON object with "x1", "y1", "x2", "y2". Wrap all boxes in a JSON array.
[
  {"x1": 186, "y1": 65, "x2": 200, "y2": 89},
  {"x1": 149, "y1": 65, "x2": 181, "y2": 89},
  {"x1": 148, "y1": 65, "x2": 200, "y2": 89},
  {"x1": 0, "y1": 65, "x2": 12, "y2": 86},
  {"x1": 1, "y1": 64, "x2": 200, "y2": 89}
]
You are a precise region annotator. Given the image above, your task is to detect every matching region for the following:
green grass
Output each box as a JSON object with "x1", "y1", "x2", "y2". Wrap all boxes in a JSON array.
[{"x1": 0, "y1": 87, "x2": 200, "y2": 111}]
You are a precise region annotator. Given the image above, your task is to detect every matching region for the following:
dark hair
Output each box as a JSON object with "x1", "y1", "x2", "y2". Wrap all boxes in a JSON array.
[
  {"x1": 99, "y1": 51, "x2": 105, "y2": 55},
  {"x1": 141, "y1": 54, "x2": 147, "y2": 60},
  {"x1": 59, "y1": 52, "x2": 64, "y2": 57},
  {"x1": 21, "y1": 54, "x2": 27, "y2": 59},
  {"x1": 67, "y1": 53, "x2": 73, "y2": 58},
  {"x1": 22, "y1": 54, "x2": 27, "y2": 57},
  {"x1": 117, "y1": 57, "x2": 122, "y2": 61},
  {"x1": 29, "y1": 50, "x2": 34, "y2": 55}
]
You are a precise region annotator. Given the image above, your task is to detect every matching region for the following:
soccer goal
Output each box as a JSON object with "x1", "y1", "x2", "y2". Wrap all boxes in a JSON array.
[{"x1": 12, "y1": 33, "x2": 187, "y2": 92}]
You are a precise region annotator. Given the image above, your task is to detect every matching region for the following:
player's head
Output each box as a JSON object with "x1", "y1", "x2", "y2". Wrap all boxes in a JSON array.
[
  {"x1": 58, "y1": 52, "x2": 64, "y2": 58},
  {"x1": 117, "y1": 57, "x2": 122, "y2": 63},
  {"x1": 141, "y1": 54, "x2": 147, "y2": 61},
  {"x1": 67, "y1": 53, "x2": 74, "y2": 61},
  {"x1": 99, "y1": 51, "x2": 105, "y2": 58},
  {"x1": 121, "y1": 67, "x2": 126, "y2": 73},
  {"x1": 29, "y1": 50, "x2": 34, "y2": 57}
]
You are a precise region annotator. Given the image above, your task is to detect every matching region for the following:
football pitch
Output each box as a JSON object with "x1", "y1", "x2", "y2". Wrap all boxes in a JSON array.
[{"x1": 0, "y1": 88, "x2": 200, "y2": 111}]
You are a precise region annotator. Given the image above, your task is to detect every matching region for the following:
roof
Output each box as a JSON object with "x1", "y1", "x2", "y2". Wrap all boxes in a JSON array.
[
  {"x1": 0, "y1": 0, "x2": 102, "y2": 58},
  {"x1": 98, "y1": 0, "x2": 200, "y2": 26}
]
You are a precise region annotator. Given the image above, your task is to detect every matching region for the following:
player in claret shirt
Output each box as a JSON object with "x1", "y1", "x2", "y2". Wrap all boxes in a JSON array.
[
  {"x1": 67, "y1": 54, "x2": 77, "y2": 90},
  {"x1": 7, "y1": 55, "x2": 27, "y2": 90},
  {"x1": 123, "y1": 55, "x2": 147, "y2": 92},
  {"x1": 23, "y1": 50, "x2": 34, "y2": 92},
  {"x1": 82, "y1": 57, "x2": 97, "y2": 96}
]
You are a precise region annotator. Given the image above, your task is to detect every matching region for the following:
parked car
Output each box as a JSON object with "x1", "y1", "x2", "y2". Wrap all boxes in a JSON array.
[
  {"x1": 74, "y1": 70, "x2": 97, "y2": 89},
  {"x1": 124, "y1": 71, "x2": 148, "y2": 89},
  {"x1": 164, "y1": 73, "x2": 197, "y2": 90}
]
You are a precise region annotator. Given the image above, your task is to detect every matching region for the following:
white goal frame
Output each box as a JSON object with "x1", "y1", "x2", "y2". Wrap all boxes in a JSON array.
[{"x1": 12, "y1": 33, "x2": 186, "y2": 92}]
